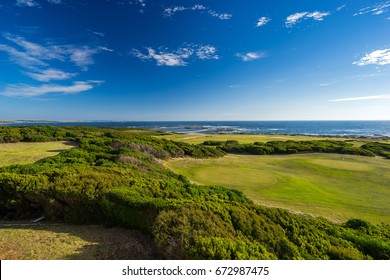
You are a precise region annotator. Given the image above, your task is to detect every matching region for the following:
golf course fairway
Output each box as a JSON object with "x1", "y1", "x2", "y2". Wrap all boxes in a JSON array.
[{"x1": 166, "y1": 153, "x2": 390, "y2": 224}]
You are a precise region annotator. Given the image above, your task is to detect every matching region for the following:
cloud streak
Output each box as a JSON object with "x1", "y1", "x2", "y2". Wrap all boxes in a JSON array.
[
  {"x1": 236, "y1": 51, "x2": 266, "y2": 62},
  {"x1": 132, "y1": 45, "x2": 219, "y2": 66},
  {"x1": 354, "y1": 1, "x2": 390, "y2": 16},
  {"x1": 329, "y1": 94, "x2": 390, "y2": 102},
  {"x1": 0, "y1": 81, "x2": 102, "y2": 98},
  {"x1": 0, "y1": 33, "x2": 111, "y2": 70},
  {"x1": 25, "y1": 68, "x2": 76, "y2": 82},
  {"x1": 163, "y1": 5, "x2": 231, "y2": 20},
  {"x1": 16, "y1": 0, "x2": 39, "y2": 7},
  {"x1": 285, "y1": 11, "x2": 331, "y2": 27},
  {"x1": 353, "y1": 49, "x2": 390, "y2": 66}
]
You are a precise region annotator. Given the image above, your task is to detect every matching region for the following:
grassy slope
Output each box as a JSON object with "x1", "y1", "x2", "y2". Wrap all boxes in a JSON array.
[
  {"x1": 0, "y1": 142, "x2": 76, "y2": 167},
  {"x1": 166, "y1": 153, "x2": 390, "y2": 225},
  {"x1": 0, "y1": 223, "x2": 158, "y2": 260}
]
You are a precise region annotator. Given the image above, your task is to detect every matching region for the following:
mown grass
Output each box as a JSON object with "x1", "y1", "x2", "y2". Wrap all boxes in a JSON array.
[
  {"x1": 166, "y1": 153, "x2": 390, "y2": 224},
  {"x1": 0, "y1": 141, "x2": 76, "y2": 167},
  {"x1": 0, "y1": 223, "x2": 158, "y2": 260}
]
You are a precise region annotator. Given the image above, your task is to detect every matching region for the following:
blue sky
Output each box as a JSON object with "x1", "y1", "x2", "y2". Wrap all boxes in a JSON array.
[{"x1": 0, "y1": 0, "x2": 389, "y2": 121}]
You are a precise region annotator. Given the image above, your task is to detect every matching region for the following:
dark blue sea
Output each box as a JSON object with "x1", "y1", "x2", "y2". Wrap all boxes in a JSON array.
[{"x1": 2, "y1": 120, "x2": 390, "y2": 138}]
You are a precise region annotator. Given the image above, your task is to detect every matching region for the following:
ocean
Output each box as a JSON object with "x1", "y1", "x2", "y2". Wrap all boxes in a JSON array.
[{"x1": 2, "y1": 120, "x2": 390, "y2": 138}]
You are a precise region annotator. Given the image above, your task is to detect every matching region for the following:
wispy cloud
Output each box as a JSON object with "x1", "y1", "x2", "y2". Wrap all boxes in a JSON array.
[
  {"x1": 208, "y1": 10, "x2": 232, "y2": 20},
  {"x1": 91, "y1": 31, "x2": 105, "y2": 37},
  {"x1": 128, "y1": 0, "x2": 147, "y2": 13},
  {"x1": 0, "y1": 33, "x2": 111, "y2": 70},
  {"x1": 229, "y1": 85, "x2": 246, "y2": 89},
  {"x1": 69, "y1": 46, "x2": 112, "y2": 70},
  {"x1": 353, "y1": 49, "x2": 390, "y2": 66},
  {"x1": 354, "y1": 1, "x2": 390, "y2": 16},
  {"x1": 163, "y1": 5, "x2": 206, "y2": 17},
  {"x1": 329, "y1": 94, "x2": 390, "y2": 102},
  {"x1": 236, "y1": 51, "x2": 266, "y2": 62},
  {"x1": 25, "y1": 68, "x2": 76, "y2": 82},
  {"x1": 196, "y1": 45, "x2": 219, "y2": 60},
  {"x1": 0, "y1": 43, "x2": 47, "y2": 68},
  {"x1": 336, "y1": 4, "x2": 347, "y2": 12},
  {"x1": 132, "y1": 45, "x2": 219, "y2": 66},
  {"x1": 16, "y1": 0, "x2": 39, "y2": 7},
  {"x1": 0, "y1": 81, "x2": 102, "y2": 98},
  {"x1": 4, "y1": 33, "x2": 65, "y2": 62},
  {"x1": 285, "y1": 11, "x2": 331, "y2": 28},
  {"x1": 163, "y1": 5, "x2": 231, "y2": 20},
  {"x1": 0, "y1": 33, "x2": 109, "y2": 99},
  {"x1": 256, "y1": 17, "x2": 271, "y2": 27}
]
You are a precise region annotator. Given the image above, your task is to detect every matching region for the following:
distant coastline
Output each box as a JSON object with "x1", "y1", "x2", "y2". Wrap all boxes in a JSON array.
[{"x1": 1, "y1": 120, "x2": 390, "y2": 138}]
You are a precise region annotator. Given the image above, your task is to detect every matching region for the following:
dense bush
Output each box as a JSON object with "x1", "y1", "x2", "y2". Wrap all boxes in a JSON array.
[{"x1": 204, "y1": 139, "x2": 378, "y2": 157}]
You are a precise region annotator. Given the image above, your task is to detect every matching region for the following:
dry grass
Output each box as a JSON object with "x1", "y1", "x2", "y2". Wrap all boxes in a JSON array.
[
  {"x1": 0, "y1": 223, "x2": 159, "y2": 260},
  {"x1": 0, "y1": 141, "x2": 76, "y2": 167}
]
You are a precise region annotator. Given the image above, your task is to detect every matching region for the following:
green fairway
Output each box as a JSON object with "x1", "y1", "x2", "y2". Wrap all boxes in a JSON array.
[
  {"x1": 166, "y1": 153, "x2": 390, "y2": 224},
  {"x1": 0, "y1": 142, "x2": 76, "y2": 167}
]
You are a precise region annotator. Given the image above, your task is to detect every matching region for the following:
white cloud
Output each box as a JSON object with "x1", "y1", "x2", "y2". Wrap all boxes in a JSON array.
[
  {"x1": 133, "y1": 48, "x2": 191, "y2": 66},
  {"x1": 16, "y1": 0, "x2": 39, "y2": 7},
  {"x1": 132, "y1": 45, "x2": 219, "y2": 66},
  {"x1": 256, "y1": 17, "x2": 271, "y2": 27},
  {"x1": 353, "y1": 49, "x2": 390, "y2": 66},
  {"x1": 285, "y1": 11, "x2": 331, "y2": 27},
  {"x1": 0, "y1": 81, "x2": 102, "y2": 98},
  {"x1": 163, "y1": 5, "x2": 231, "y2": 20},
  {"x1": 236, "y1": 51, "x2": 266, "y2": 62},
  {"x1": 354, "y1": 1, "x2": 390, "y2": 16},
  {"x1": 286, "y1": 12, "x2": 309, "y2": 27},
  {"x1": 329, "y1": 94, "x2": 390, "y2": 102},
  {"x1": 25, "y1": 69, "x2": 76, "y2": 82},
  {"x1": 196, "y1": 45, "x2": 219, "y2": 60}
]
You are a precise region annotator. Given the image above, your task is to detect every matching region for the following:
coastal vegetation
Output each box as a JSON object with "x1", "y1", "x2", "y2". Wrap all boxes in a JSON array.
[{"x1": 0, "y1": 126, "x2": 390, "y2": 260}]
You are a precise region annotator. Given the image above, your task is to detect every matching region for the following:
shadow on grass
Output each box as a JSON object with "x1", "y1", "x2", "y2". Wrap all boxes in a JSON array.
[{"x1": 0, "y1": 222, "x2": 161, "y2": 260}]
